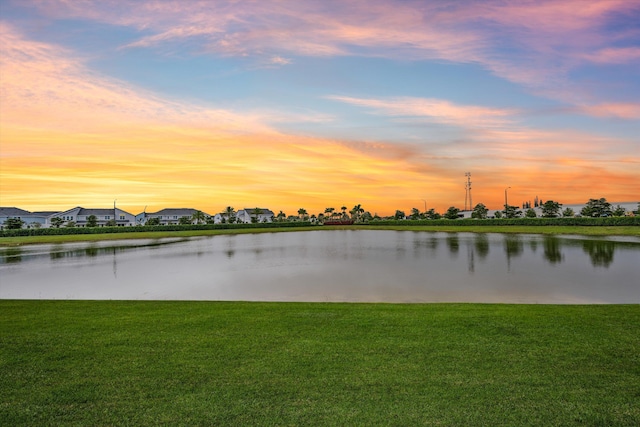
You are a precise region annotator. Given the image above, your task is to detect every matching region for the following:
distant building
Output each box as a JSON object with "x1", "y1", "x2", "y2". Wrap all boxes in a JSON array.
[
  {"x1": 48, "y1": 207, "x2": 136, "y2": 227},
  {"x1": 137, "y1": 208, "x2": 211, "y2": 225},
  {"x1": 235, "y1": 208, "x2": 275, "y2": 224},
  {"x1": 0, "y1": 207, "x2": 56, "y2": 229}
]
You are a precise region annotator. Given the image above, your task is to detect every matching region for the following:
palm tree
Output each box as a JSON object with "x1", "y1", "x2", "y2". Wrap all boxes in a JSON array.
[
  {"x1": 192, "y1": 210, "x2": 206, "y2": 224},
  {"x1": 350, "y1": 204, "x2": 364, "y2": 222},
  {"x1": 324, "y1": 207, "x2": 335, "y2": 220},
  {"x1": 297, "y1": 208, "x2": 308, "y2": 221},
  {"x1": 251, "y1": 207, "x2": 262, "y2": 223},
  {"x1": 224, "y1": 206, "x2": 236, "y2": 224},
  {"x1": 341, "y1": 206, "x2": 347, "y2": 219},
  {"x1": 276, "y1": 210, "x2": 286, "y2": 222}
]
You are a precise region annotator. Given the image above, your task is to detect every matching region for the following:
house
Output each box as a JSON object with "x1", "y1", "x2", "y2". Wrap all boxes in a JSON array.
[
  {"x1": 213, "y1": 212, "x2": 234, "y2": 224},
  {"x1": 48, "y1": 207, "x2": 136, "y2": 227},
  {"x1": 235, "y1": 208, "x2": 275, "y2": 224},
  {"x1": 137, "y1": 208, "x2": 211, "y2": 225},
  {"x1": 0, "y1": 207, "x2": 57, "y2": 229}
]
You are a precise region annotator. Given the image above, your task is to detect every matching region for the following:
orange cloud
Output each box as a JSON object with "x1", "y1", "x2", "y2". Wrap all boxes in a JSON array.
[
  {"x1": 328, "y1": 96, "x2": 516, "y2": 128},
  {"x1": 2, "y1": 20, "x2": 638, "y2": 216}
]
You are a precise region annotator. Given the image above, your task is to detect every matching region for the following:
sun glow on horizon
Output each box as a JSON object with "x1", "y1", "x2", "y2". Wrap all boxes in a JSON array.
[{"x1": 1, "y1": 2, "x2": 639, "y2": 216}]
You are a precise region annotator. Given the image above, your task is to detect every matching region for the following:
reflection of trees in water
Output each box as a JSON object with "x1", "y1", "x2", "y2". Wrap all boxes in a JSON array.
[
  {"x1": 582, "y1": 240, "x2": 615, "y2": 268},
  {"x1": 503, "y1": 235, "x2": 523, "y2": 259},
  {"x1": 529, "y1": 239, "x2": 539, "y2": 253},
  {"x1": 446, "y1": 234, "x2": 459, "y2": 255},
  {"x1": 1, "y1": 247, "x2": 23, "y2": 263},
  {"x1": 542, "y1": 236, "x2": 564, "y2": 264},
  {"x1": 474, "y1": 234, "x2": 489, "y2": 260}
]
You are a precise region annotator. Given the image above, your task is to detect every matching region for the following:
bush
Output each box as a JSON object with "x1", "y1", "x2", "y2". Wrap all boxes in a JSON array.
[{"x1": 363, "y1": 217, "x2": 640, "y2": 227}]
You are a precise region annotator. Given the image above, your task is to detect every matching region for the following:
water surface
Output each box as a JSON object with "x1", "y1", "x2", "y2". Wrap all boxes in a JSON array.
[{"x1": 1, "y1": 231, "x2": 638, "y2": 303}]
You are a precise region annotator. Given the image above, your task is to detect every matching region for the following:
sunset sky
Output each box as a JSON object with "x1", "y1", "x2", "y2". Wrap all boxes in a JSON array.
[{"x1": 1, "y1": 0, "x2": 639, "y2": 216}]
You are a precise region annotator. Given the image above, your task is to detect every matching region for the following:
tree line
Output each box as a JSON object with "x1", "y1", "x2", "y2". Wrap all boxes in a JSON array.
[{"x1": 2, "y1": 198, "x2": 638, "y2": 230}]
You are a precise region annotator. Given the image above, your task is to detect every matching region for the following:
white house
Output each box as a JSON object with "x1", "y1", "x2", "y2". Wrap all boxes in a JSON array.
[
  {"x1": 235, "y1": 208, "x2": 275, "y2": 224},
  {"x1": 0, "y1": 207, "x2": 58, "y2": 229},
  {"x1": 48, "y1": 207, "x2": 136, "y2": 227},
  {"x1": 137, "y1": 208, "x2": 211, "y2": 225}
]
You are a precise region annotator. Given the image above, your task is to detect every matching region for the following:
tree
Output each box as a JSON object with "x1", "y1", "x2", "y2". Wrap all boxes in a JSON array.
[
  {"x1": 503, "y1": 204, "x2": 522, "y2": 219},
  {"x1": 341, "y1": 206, "x2": 348, "y2": 219},
  {"x1": 105, "y1": 219, "x2": 117, "y2": 227},
  {"x1": 192, "y1": 210, "x2": 206, "y2": 224},
  {"x1": 541, "y1": 200, "x2": 562, "y2": 218},
  {"x1": 251, "y1": 207, "x2": 262, "y2": 223},
  {"x1": 86, "y1": 215, "x2": 98, "y2": 227},
  {"x1": 276, "y1": 211, "x2": 286, "y2": 222},
  {"x1": 324, "y1": 207, "x2": 335, "y2": 220},
  {"x1": 394, "y1": 210, "x2": 406, "y2": 220},
  {"x1": 178, "y1": 216, "x2": 193, "y2": 225},
  {"x1": 425, "y1": 208, "x2": 441, "y2": 220},
  {"x1": 562, "y1": 207, "x2": 574, "y2": 217},
  {"x1": 297, "y1": 208, "x2": 308, "y2": 221},
  {"x1": 361, "y1": 211, "x2": 373, "y2": 222},
  {"x1": 471, "y1": 203, "x2": 488, "y2": 219},
  {"x1": 50, "y1": 217, "x2": 65, "y2": 228},
  {"x1": 224, "y1": 206, "x2": 236, "y2": 224},
  {"x1": 525, "y1": 208, "x2": 537, "y2": 218},
  {"x1": 146, "y1": 217, "x2": 161, "y2": 226},
  {"x1": 581, "y1": 198, "x2": 612, "y2": 217},
  {"x1": 350, "y1": 204, "x2": 364, "y2": 222},
  {"x1": 65, "y1": 221, "x2": 76, "y2": 228},
  {"x1": 3, "y1": 217, "x2": 25, "y2": 229},
  {"x1": 612, "y1": 205, "x2": 626, "y2": 217},
  {"x1": 444, "y1": 206, "x2": 461, "y2": 220},
  {"x1": 409, "y1": 207, "x2": 421, "y2": 220},
  {"x1": 494, "y1": 210, "x2": 503, "y2": 219}
]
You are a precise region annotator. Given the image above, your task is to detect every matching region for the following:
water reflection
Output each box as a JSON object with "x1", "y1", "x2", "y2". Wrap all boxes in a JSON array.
[
  {"x1": 0, "y1": 247, "x2": 22, "y2": 264},
  {"x1": 1, "y1": 231, "x2": 639, "y2": 303},
  {"x1": 543, "y1": 236, "x2": 564, "y2": 264},
  {"x1": 446, "y1": 234, "x2": 459, "y2": 257},
  {"x1": 474, "y1": 234, "x2": 489, "y2": 259},
  {"x1": 582, "y1": 240, "x2": 615, "y2": 268}
]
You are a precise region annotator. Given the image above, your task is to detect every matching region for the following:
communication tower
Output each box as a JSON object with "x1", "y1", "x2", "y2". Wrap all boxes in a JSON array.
[{"x1": 464, "y1": 172, "x2": 472, "y2": 211}]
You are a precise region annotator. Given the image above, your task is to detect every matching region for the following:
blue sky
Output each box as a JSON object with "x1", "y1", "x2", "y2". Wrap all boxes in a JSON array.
[{"x1": 1, "y1": 0, "x2": 639, "y2": 214}]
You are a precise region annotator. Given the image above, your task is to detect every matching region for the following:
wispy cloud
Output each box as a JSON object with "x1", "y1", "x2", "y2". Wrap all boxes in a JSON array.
[
  {"x1": 327, "y1": 96, "x2": 516, "y2": 128},
  {"x1": 25, "y1": 0, "x2": 640, "y2": 107}
]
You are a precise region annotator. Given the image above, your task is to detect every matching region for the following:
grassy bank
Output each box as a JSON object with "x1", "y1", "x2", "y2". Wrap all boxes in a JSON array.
[
  {"x1": 1, "y1": 224, "x2": 638, "y2": 246},
  {"x1": 1, "y1": 301, "x2": 639, "y2": 426}
]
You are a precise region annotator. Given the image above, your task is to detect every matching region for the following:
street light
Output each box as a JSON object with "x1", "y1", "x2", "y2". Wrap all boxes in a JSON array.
[
  {"x1": 421, "y1": 199, "x2": 427, "y2": 212},
  {"x1": 504, "y1": 187, "x2": 511, "y2": 210}
]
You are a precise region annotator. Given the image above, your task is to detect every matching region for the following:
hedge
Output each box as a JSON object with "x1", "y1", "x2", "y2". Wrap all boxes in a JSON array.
[{"x1": 366, "y1": 217, "x2": 640, "y2": 227}]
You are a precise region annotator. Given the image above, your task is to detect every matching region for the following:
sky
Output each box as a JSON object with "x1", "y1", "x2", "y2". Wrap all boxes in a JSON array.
[{"x1": 1, "y1": 0, "x2": 639, "y2": 216}]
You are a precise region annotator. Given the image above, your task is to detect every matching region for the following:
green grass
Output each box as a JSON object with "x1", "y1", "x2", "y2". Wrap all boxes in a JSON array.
[
  {"x1": 1, "y1": 301, "x2": 639, "y2": 426},
  {"x1": 1, "y1": 224, "x2": 638, "y2": 246}
]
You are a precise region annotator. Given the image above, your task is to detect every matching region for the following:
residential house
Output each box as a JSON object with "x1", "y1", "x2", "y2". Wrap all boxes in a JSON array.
[
  {"x1": 137, "y1": 208, "x2": 211, "y2": 225},
  {"x1": 47, "y1": 207, "x2": 136, "y2": 227},
  {"x1": 235, "y1": 208, "x2": 275, "y2": 224},
  {"x1": 0, "y1": 207, "x2": 57, "y2": 229}
]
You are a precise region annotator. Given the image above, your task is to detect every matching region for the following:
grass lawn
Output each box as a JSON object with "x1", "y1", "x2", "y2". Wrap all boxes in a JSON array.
[
  {"x1": 1, "y1": 225, "x2": 638, "y2": 246},
  {"x1": 1, "y1": 301, "x2": 639, "y2": 426}
]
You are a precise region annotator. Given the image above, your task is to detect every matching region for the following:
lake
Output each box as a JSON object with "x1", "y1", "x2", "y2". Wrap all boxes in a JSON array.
[{"x1": 1, "y1": 230, "x2": 639, "y2": 303}]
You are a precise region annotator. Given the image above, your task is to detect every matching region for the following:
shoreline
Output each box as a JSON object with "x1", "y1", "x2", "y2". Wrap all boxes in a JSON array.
[{"x1": 1, "y1": 224, "x2": 639, "y2": 246}]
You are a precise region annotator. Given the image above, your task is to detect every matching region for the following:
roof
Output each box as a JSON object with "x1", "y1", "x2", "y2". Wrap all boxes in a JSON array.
[
  {"x1": 0, "y1": 207, "x2": 34, "y2": 216},
  {"x1": 32, "y1": 211, "x2": 61, "y2": 216},
  {"x1": 78, "y1": 208, "x2": 117, "y2": 216},
  {"x1": 240, "y1": 208, "x2": 274, "y2": 215},
  {"x1": 148, "y1": 208, "x2": 208, "y2": 216}
]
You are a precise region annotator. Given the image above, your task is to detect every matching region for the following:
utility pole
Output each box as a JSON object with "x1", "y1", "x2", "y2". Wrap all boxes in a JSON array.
[
  {"x1": 464, "y1": 172, "x2": 472, "y2": 211},
  {"x1": 504, "y1": 187, "x2": 510, "y2": 210}
]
